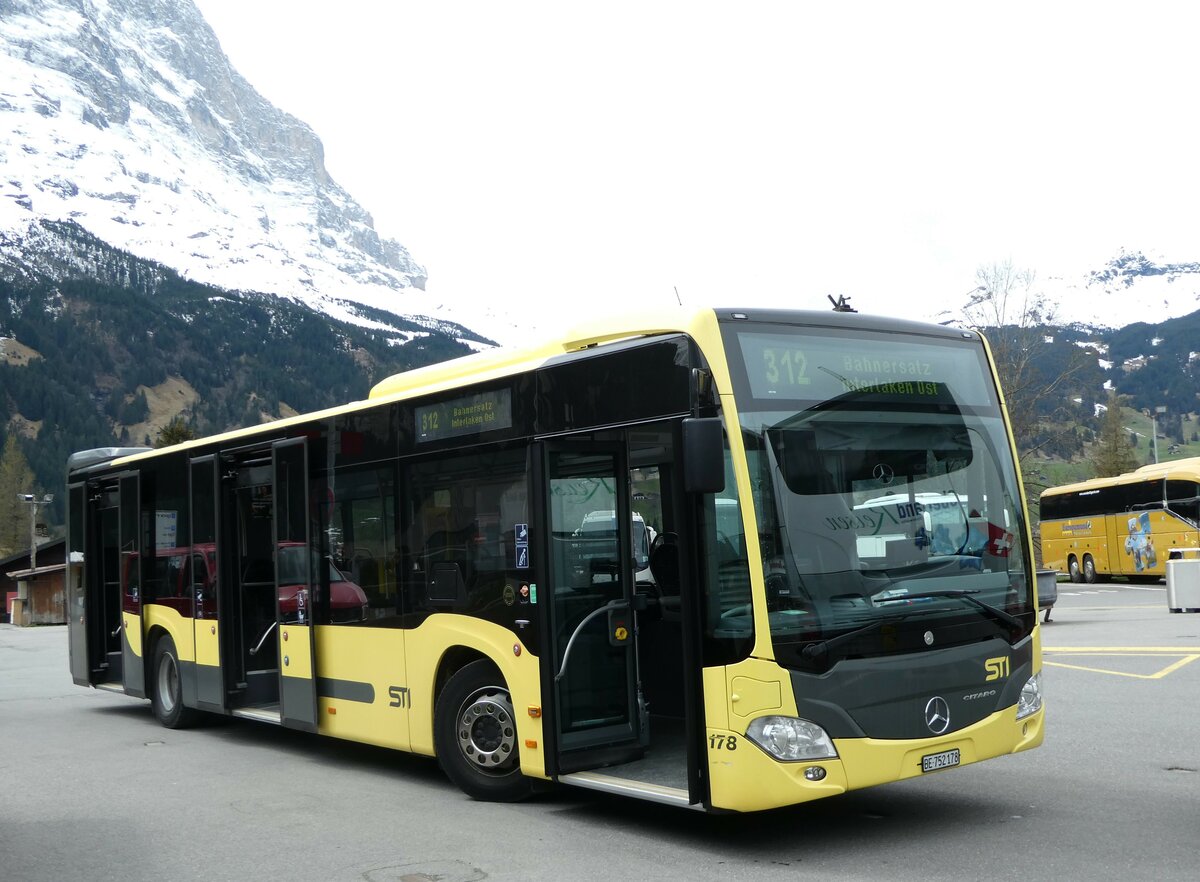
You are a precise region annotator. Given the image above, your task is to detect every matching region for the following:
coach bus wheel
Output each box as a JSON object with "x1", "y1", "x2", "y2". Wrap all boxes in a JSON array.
[
  {"x1": 1068, "y1": 556, "x2": 1082, "y2": 583},
  {"x1": 151, "y1": 635, "x2": 199, "y2": 729},
  {"x1": 435, "y1": 660, "x2": 531, "y2": 802},
  {"x1": 1082, "y1": 555, "x2": 1098, "y2": 584}
]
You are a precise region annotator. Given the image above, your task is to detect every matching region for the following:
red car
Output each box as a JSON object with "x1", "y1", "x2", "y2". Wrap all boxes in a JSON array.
[{"x1": 127, "y1": 542, "x2": 368, "y2": 623}]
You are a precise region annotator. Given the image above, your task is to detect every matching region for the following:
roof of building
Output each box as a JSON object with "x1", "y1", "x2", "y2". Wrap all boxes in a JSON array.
[{"x1": 0, "y1": 537, "x2": 65, "y2": 571}]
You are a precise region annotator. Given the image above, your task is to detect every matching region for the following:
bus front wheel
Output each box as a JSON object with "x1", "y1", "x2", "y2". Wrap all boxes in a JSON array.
[
  {"x1": 1082, "y1": 554, "x2": 1098, "y2": 584},
  {"x1": 151, "y1": 635, "x2": 199, "y2": 729},
  {"x1": 434, "y1": 660, "x2": 531, "y2": 802},
  {"x1": 1068, "y1": 556, "x2": 1082, "y2": 583}
]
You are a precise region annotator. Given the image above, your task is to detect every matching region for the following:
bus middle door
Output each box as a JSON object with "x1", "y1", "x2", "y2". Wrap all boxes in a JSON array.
[
  {"x1": 117, "y1": 472, "x2": 147, "y2": 698},
  {"x1": 273, "y1": 438, "x2": 319, "y2": 733}
]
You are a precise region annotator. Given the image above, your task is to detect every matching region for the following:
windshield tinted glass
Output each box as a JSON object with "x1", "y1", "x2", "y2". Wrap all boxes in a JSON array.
[{"x1": 724, "y1": 321, "x2": 1035, "y2": 671}]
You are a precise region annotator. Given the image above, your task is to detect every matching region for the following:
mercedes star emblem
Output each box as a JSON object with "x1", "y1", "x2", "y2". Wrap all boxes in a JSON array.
[
  {"x1": 872, "y1": 463, "x2": 894, "y2": 485},
  {"x1": 925, "y1": 696, "x2": 950, "y2": 735}
]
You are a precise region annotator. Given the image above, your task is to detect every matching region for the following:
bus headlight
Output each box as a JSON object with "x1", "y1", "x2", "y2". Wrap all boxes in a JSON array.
[
  {"x1": 745, "y1": 716, "x2": 838, "y2": 762},
  {"x1": 1016, "y1": 672, "x2": 1043, "y2": 720}
]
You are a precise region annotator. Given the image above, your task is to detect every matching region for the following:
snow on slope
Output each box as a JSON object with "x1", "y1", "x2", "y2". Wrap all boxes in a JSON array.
[
  {"x1": 1039, "y1": 251, "x2": 1200, "y2": 330},
  {"x1": 0, "y1": 0, "x2": 498, "y2": 347}
]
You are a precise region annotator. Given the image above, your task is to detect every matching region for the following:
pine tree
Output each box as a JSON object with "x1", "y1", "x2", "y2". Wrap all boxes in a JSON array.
[
  {"x1": 0, "y1": 435, "x2": 38, "y2": 557},
  {"x1": 155, "y1": 417, "x2": 196, "y2": 448},
  {"x1": 1094, "y1": 393, "x2": 1139, "y2": 478}
]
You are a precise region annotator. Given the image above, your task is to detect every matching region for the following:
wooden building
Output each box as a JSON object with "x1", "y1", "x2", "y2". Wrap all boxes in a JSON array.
[{"x1": 2, "y1": 539, "x2": 67, "y2": 626}]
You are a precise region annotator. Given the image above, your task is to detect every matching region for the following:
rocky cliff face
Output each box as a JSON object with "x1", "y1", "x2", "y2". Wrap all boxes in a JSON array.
[{"x1": 0, "y1": 0, "x2": 443, "y2": 333}]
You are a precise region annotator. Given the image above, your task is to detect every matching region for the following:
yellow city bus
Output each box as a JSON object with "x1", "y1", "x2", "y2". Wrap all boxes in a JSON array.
[
  {"x1": 65, "y1": 306, "x2": 1044, "y2": 812},
  {"x1": 1040, "y1": 459, "x2": 1200, "y2": 583}
]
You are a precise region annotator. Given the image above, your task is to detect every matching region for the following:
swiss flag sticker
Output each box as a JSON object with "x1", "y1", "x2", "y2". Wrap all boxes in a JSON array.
[{"x1": 986, "y1": 523, "x2": 1014, "y2": 557}]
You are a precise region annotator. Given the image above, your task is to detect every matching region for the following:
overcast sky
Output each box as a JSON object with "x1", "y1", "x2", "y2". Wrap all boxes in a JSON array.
[{"x1": 192, "y1": 0, "x2": 1200, "y2": 331}]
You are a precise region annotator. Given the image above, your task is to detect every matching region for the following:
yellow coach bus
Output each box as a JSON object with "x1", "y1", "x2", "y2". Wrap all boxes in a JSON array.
[
  {"x1": 1040, "y1": 459, "x2": 1200, "y2": 583},
  {"x1": 65, "y1": 306, "x2": 1044, "y2": 812}
]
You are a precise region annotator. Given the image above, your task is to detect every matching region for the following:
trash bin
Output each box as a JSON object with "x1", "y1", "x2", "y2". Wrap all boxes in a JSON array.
[
  {"x1": 1036, "y1": 569, "x2": 1059, "y2": 623},
  {"x1": 1166, "y1": 551, "x2": 1200, "y2": 613}
]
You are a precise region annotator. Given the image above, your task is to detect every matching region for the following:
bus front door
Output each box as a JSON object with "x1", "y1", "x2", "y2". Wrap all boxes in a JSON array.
[{"x1": 544, "y1": 443, "x2": 646, "y2": 771}]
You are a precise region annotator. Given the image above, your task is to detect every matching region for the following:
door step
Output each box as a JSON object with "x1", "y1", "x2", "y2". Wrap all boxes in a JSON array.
[
  {"x1": 95, "y1": 682, "x2": 126, "y2": 694},
  {"x1": 231, "y1": 706, "x2": 282, "y2": 725},
  {"x1": 558, "y1": 770, "x2": 696, "y2": 808}
]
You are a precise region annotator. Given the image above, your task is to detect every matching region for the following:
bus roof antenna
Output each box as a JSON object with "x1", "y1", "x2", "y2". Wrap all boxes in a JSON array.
[
  {"x1": 674, "y1": 286, "x2": 683, "y2": 306},
  {"x1": 828, "y1": 294, "x2": 857, "y2": 313}
]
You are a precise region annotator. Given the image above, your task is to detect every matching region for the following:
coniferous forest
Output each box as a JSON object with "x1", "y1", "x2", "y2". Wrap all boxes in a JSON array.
[{"x1": 0, "y1": 223, "x2": 488, "y2": 530}]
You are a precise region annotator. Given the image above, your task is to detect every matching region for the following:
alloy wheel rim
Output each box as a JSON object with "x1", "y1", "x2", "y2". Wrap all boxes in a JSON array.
[{"x1": 456, "y1": 686, "x2": 518, "y2": 776}]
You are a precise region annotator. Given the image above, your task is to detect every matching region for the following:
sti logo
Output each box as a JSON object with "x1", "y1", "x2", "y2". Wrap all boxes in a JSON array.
[{"x1": 984, "y1": 656, "x2": 1010, "y2": 682}]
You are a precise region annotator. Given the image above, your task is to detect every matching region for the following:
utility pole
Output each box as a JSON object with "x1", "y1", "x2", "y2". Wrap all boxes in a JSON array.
[
  {"x1": 1153, "y1": 406, "x2": 1167, "y2": 464},
  {"x1": 16, "y1": 493, "x2": 53, "y2": 571}
]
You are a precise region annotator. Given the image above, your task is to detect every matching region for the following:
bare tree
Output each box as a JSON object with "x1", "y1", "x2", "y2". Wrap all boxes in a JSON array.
[
  {"x1": 942, "y1": 262, "x2": 1097, "y2": 558},
  {"x1": 945, "y1": 261, "x2": 1091, "y2": 470}
]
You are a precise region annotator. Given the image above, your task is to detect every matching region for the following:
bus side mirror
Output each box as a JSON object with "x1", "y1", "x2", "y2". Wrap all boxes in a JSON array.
[{"x1": 683, "y1": 418, "x2": 725, "y2": 494}]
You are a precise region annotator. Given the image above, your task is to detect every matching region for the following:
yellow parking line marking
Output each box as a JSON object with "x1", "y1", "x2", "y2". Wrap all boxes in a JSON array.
[
  {"x1": 1154, "y1": 656, "x2": 1200, "y2": 678},
  {"x1": 1043, "y1": 652, "x2": 1200, "y2": 679},
  {"x1": 1044, "y1": 647, "x2": 1200, "y2": 653}
]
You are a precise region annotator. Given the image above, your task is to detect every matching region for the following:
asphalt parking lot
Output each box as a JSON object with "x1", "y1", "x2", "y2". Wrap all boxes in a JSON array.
[{"x1": 1, "y1": 578, "x2": 1197, "y2": 882}]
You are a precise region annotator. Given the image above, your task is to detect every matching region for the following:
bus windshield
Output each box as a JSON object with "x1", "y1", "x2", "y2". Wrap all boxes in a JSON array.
[{"x1": 724, "y1": 322, "x2": 1035, "y2": 671}]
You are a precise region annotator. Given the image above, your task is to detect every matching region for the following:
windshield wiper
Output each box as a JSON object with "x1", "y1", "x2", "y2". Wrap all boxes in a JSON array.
[
  {"x1": 874, "y1": 589, "x2": 1022, "y2": 630},
  {"x1": 800, "y1": 612, "x2": 914, "y2": 663}
]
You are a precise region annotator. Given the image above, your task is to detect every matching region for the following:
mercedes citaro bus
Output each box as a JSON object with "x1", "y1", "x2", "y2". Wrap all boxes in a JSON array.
[{"x1": 65, "y1": 306, "x2": 1043, "y2": 812}]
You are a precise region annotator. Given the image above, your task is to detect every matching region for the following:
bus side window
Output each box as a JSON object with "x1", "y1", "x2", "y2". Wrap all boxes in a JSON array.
[{"x1": 402, "y1": 448, "x2": 531, "y2": 623}]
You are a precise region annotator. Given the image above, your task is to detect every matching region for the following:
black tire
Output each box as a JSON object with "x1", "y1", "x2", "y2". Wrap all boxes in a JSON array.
[
  {"x1": 1068, "y1": 556, "x2": 1082, "y2": 583},
  {"x1": 1082, "y1": 555, "x2": 1098, "y2": 584},
  {"x1": 434, "y1": 660, "x2": 531, "y2": 802},
  {"x1": 151, "y1": 635, "x2": 199, "y2": 729}
]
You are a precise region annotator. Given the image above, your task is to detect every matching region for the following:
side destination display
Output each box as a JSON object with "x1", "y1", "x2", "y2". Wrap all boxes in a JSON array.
[{"x1": 415, "y1": 388, "x2": 513, "y2": 442}]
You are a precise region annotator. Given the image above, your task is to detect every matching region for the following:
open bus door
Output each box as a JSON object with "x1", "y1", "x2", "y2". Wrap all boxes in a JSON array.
[
  {"x1": 190, "y1": 455, "x2": 225, "y2": 712},
  {"x1": 71, "y1": 475, "x2": 132, "y2": 692},
  {"x1": 116, "y1": 472, "x2": 146, "y2": 697},
  {"x1": 542, "y1": 441, "x2": 648, "y2": 771},
  {"x1": 66, "y1": 482, "x2": 90, "y2": 687},
  {"x1": 273, "y1": 438, "x2": 319, "y2": 732},
  {"x1": 220, "y1": 439, "x2": 318, "y2": 731}
]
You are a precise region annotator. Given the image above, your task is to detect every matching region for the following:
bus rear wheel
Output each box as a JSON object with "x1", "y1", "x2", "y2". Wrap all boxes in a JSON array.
[
  {"x1": 151, "y1": 635, "x2": 199, "y2": 729},
  {"x1": 1068, "y1": 557, "x2": 1082, "y2": 583},
  {"x1": 435, "y1": 660, "x2": 531, "y2": 802},
  {"x1": 1082, "y1": 555, "x2": 1098, "y2": 584}
]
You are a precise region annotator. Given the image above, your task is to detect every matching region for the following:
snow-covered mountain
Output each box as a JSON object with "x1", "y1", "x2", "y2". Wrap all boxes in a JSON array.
[
  {"x1": 0, "y1": 0, "x2": 487, "y2": 343},
  {"x1": 1072, "y1": 251, "x2": 1200, "y2": 327},
  {"x1": 1026, "y1": 250, "x2": 1200, "y2": 331},
  {"x1": 933, "y1": 250, "x2": 1200, "y2": 336}
]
